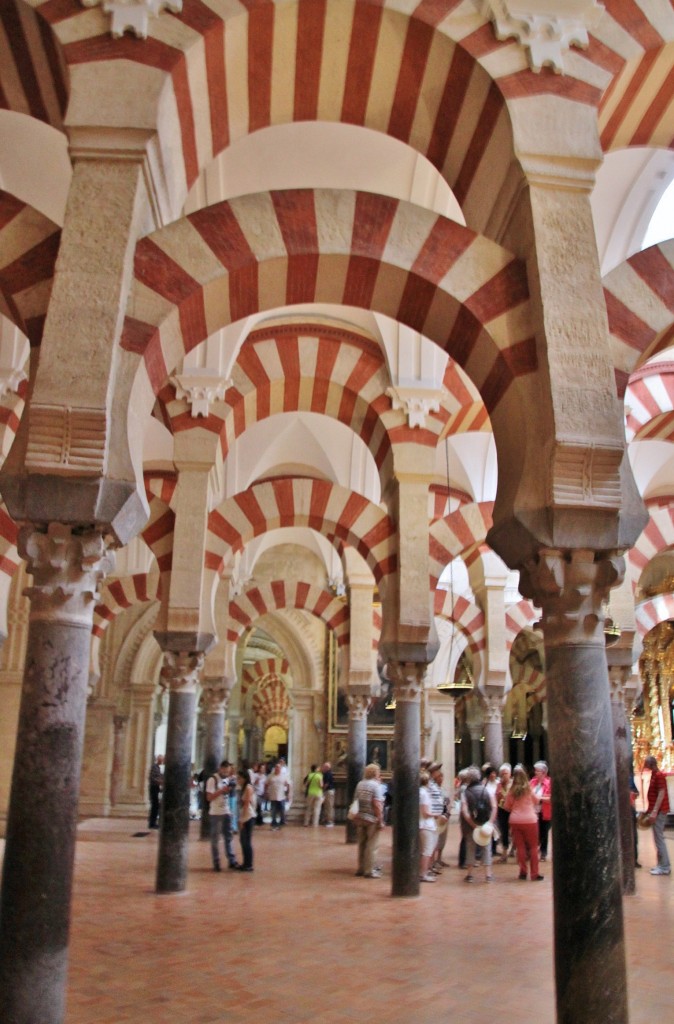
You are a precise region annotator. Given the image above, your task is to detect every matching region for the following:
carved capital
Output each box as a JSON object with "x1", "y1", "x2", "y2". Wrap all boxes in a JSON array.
[
  {"x1": 199, "y1": 679, "x2": 230, "y2": 714},
  {"x1": 159, "y1": 650, "x2": 204, "y2": 695},
  {"x1": 19, "y1": 524, "x2": 115, "y2": 627},
  {"x1": 346, "y1": 693, "x2": 372, "y2": 721},
  {"x1": 171, "y1": 372, "x2": 232, "y2": 419},
  {"x1": 482, "y1": 0, "x2": 604, "y2": 74},
  {"x1": 387, "y1": 660, "x2": 426, "y2": 702},
  {"x1": 608, "y1": 667, "x2": 641, "y2": 713},
  {"x1": 386, "y1": 385, "x2": 445, "y2": 429},
  {"x1": 519, "y1": 548, "x2": 623, "y2": 648},
  {"x1": 80, "y1": 0, "x2": 182, "y2": 39},
  {"x1": 483, "y1": 696, "x2": 504, "y2": 725}
]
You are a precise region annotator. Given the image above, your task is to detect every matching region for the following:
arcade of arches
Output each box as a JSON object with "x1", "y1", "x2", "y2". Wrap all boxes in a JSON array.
[{"x1": 1, "y1": 1, "x2": 674, "y2": 1022}]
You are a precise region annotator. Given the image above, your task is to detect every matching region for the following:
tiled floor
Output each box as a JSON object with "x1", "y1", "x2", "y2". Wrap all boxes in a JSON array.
[{"x1": 4, "y1": 819, "x2": 673, "y2": 1023}]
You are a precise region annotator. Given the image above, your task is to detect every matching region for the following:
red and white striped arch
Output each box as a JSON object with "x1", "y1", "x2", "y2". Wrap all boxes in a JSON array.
[
  {"x1": 166, "y1": 323, "x2": 429, "y2": 484},
  {"x1": 429, "y1": 501, "x2": 494, "y2": 588},
  {"x1": 252, "y1": 678, "x2": 290, "y2": 732},
  {"x1": 600, "y1": 38, "x2": 674, "y2": 153},
  {"x1": 0, "y1": 193, "x2": 60, "y2": 346},
  {"x1": 505, "y1": 599, "x2": 539, "y2": 653},
  {"x1": 635, "y1": 592, "x2": 674, "y2": 640},
  {"x1": 627, "y1": 503, "x2": 674, "y2": 591},
  {"x1": 519, "y1": 660, "x2": 546, "y2": 709},
  {"x1": 1, "y1": 2, "x2": 67, "y2": 129},
  {"x1": 126, "y1": 189, "x2": 536, "y2": 477},
  {"x1": 604, "y1": 241, "x2": 674, "y2": 396},
  {"x1": 434, "y1": 587, "x2": 486, "y2": 656},
  {"x1": 142, "y1": 475, "x2": 177, "y2": 573},
  {"x1": 0, "y1": 504, "x2": 20, "y2": 641},
  {"x1": 92, "y1": 571, "x2": 162, "y2": 641},
  {"x1": 241, "y1": 657, "x2": 290, "y2": 697},
  {"x1": 207, "y1": 478, "x2": 396, "y2": 584},
  {"x1": 49, "y1": 0, "x2": 521, "y2": 233},
  {"x1": 227, "y1": 581, "x2": 350, "y2": 647},
  {"x1": 90, "y1": 571, "x2": 162, "y2": 680},
  {"x1": 624, "y1": 362, "x2": 674, "y2": 442}
]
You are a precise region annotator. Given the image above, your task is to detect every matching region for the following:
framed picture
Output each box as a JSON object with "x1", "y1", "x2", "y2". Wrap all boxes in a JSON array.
[{"x1": 366, "y1": 739, "x2": 389, "y2": 772}]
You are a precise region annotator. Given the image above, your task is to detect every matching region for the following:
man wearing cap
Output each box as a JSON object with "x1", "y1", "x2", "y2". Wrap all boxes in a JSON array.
[
  {"x1": 643, "y1": 755, "x2": 671, "y2": 876},
  {"x1": 428, "y1": 763, "x2": 449, "y2": 874}
]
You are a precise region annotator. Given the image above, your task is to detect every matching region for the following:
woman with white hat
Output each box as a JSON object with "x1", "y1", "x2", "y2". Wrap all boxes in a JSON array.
[
  {"x1": 504, "y1": 765, "x2": 544, "y2": 881},
  {"x1": 460, "y1": 766, "x2": 496, "y2": 883}
]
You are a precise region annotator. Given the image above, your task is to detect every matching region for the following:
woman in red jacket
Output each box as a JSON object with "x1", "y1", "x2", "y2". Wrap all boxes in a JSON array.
[
  {"x1": 532, "y1": 760, "x2": 552, "y2": 861},
  {"x1": 504, "y1": 766, "x2": 544, "y2": 881}
]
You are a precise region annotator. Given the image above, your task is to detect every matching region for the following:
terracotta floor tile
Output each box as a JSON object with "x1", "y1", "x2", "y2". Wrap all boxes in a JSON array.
[{"x1": 2, "y1": 820, "x2": 672, "y2": 1022}]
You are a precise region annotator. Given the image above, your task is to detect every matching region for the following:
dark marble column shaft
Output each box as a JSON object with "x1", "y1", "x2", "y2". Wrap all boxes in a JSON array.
[
  {"x1": 0, "y1": 525, "x2": 112, "y2": 1024},
  {"x1": 388, "y1": 663, "x2": 424, "y2": 898},
  {"x1": 611, "y1": 694, "x2": 636, "y2": 895},
  {"x1": 345, "y1": 695, "x2": 369, "y2": 845},
  {"x1": 524, "y1": 551, "x2": 628, "y2": 1024},
  {"x1": 156, "y1": 652, "x2": 203, "y2": 893},
  {"x1": 483, "y1": 710, "x2": 504, "y2": 769},
  {"x1": 546, "y1": 645, "x2": 627, "y2": 1023}
]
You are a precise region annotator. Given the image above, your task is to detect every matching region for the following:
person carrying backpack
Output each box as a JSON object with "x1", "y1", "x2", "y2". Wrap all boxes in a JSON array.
[{"x1": 460, "y1": 766, "x2": 497, "y2": 883}]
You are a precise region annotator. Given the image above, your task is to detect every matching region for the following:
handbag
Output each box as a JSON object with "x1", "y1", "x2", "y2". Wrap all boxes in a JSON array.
[{"x1": 347, "y1": 798, "x2": 360, "y2": 821}]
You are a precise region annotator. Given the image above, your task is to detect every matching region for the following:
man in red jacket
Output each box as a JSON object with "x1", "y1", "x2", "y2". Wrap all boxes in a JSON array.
[{"x1": 644, "y1": 755, "x2": 671, "y2": 876}]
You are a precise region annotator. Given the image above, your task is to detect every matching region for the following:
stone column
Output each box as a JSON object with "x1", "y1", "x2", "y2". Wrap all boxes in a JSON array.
[
  {"x1": 520, "y1": 550, "x2": 628, "y2": 1024},
  {"x1": 466, "y1": 699, "x2": 484, "y2": 766},
  {"x1": 468, "y1": 551, "x2": 510, "y2": 769},
  {"x1": 607, "y1": 630, "x2": 641, "y2": 896},
  {"x1": 0, "y1": 524, "x2": 113, "y2": 1024},
  {"x1": 388, "y1": 661, "x2": 425, "y2": 898},
  {"x1": 109, "y1": 713, "x2": 129, "y2": 809},
  {"x1": 483, "y1": 697, "x2": 504, "y2": 768},
  {"x1": 345, "y1": 693, "x2": 371, "y2": 844},
  {"x1": 155, "y1": 650, "x2": 204, "y2": 894},
  {"x1": 199, "y1": 680, "x2": 229, "y2": 840}
]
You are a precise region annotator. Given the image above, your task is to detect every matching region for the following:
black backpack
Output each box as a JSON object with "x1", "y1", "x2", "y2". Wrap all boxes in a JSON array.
[{"x1": 468, "y1": 784, "x2": 491, "y2": 825}]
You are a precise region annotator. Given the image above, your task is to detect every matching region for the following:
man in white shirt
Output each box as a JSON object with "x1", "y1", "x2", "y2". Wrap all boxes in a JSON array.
[{"x1": 205, "y1": 761, "x2": 239, "y2": 871}]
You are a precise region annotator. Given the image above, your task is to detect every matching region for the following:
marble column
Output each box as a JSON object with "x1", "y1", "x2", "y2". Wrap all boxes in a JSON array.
[
  {"x1": 521, "y1": 550, "x2": 628, "y2": 1024},
  {"x1": 156, "y1": 651, "x2": 204, "y2": 894},
  {"x1": 198, "y1": 680, "x2": 228, "y2": 840},
  {"x1": 388, "y1": 661, "x2": 425, "y2": 898},
  {"x1": 0, "y1": 524, "x2": 113, "y2": 1024},
  {"x1": 109, "y1": 713, "x2": 129, "y2": 809},
  {"x1": 607, "y1": 631, "x2": 641, "y2": 896},
  {"x1": 345, "y1": 693, "x2": 371, "y2": 844},
  {"x1": 483, "y1": 697, "x2": 504, "y2": 768}
]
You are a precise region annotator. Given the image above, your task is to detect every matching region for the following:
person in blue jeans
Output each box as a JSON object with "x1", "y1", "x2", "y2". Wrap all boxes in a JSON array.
[{"x1": 205, "y1": 761, "x2": 239, "y2": 871}]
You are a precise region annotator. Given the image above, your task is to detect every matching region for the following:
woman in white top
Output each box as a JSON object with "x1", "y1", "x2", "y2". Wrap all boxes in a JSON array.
[
  {"x1": 237, "y1": 768, "x2": 257, "y2": 871},
  {"x1": 419, "y1": 772, "x2": 438, "y2": 883}
]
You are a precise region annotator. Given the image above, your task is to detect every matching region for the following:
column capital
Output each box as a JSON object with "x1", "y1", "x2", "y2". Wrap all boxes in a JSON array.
[
  {"x1": 482, "y1": 0, "x2": 604, "y2": 74},
  {"x1": 199, "y1": 678, "x2": 230, "y2": 714},
  {"x1": 159, "y1": 650, "x2": 204, "y2": 695},
  {"x1": 483, "y1": 695, "x2": 504, "y2": 725},
  {"x1": 519, "y1": 549, "x2": 623, "y2": 647},
  {"x1": 80, "y1": 0, "x2": 182, "y2": 40},
  {"x1": 19, "y1": 523, "x2": 115, "y2": 628},
  {"x1": 171, "y1": 371, "x2": 232, "y2": 419},
  {"x1": 387, "y1": 660, "x2": 427, "y2": 702},
  {"x1": 346, "y1": 693, "x2": 372, "y2": 721}
]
